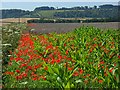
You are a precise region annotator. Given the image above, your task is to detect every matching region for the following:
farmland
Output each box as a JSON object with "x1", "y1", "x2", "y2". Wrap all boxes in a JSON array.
[
  {"x1": 28, "y1": 22, "x2": 119, "y2": 34},
  {"x1": 2, "y1": 23, "x2": 120, "y2": 89}
]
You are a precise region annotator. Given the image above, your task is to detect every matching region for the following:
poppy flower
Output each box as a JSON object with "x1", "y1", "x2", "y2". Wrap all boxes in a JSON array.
[
  {"x1": 64, "y1": 43, "x2": 66, "y2": 47},
  {"x1": 73, "y1": 71, "x2": 79, "y2": 76},
  {"x1": 32, "y1": 77, "x2": 37, "y2": 81},
  {"x1": 89, "y1": 48, "x2": 93, "y2": 53},
  {"x1": 44, "y1": 66, "x2": 48, "y2": 71},
  {"x1": 16, "y1": 75, "x2": 23, "y2": 80},
  {"x1": 78, "y1": 68, "x2": 83, "y2": 74},
  {"x1": 68, "y1": 67, "x2": 73, "y2": 71},
  {"x1": 100, "y1": 61, "x2": 104, "y2": 64},
  {"x1": 98, "y1": 80, "x2": 103, "y2": 83},
  {"x1": 40, "y1": 76, "x2": 46, "y2": 80},
  {"x1": 5, "y1": 71, "x2": 14, "y2": 75},
  {"x1": 104, "y1": 72, "x2": 108, "y2": 76},
  {"x1": 93, "y1": 38, "x2": 97, "y2": 41},
  {"x1": 56, "y1": 59, "x2": 61, "y2": 63},
  {"x1": 66, "y1": 50, "x2": 69, "y2": 55},
  {"x1": 109, "y1": 68, "x2": 114, "y2": 73},
  {"x1": 27, "y1": 66, "x2": 32, "y2": 70},
  {"x1": 118, "y1": 55, "x2": 120, "y2": 59},
  {"x1": 16, "y1": 70, "x2": 20, "y2": 73}
]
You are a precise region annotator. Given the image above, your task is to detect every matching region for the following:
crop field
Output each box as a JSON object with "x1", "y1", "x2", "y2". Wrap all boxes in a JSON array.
[{"x1": 1, "y1": 23, "x2": 120, "y2": 89}]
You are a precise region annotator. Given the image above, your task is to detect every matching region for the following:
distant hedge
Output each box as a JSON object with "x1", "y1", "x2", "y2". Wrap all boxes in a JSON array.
[
  {"x1": 27, "y1": 19, "x2": 81, "y2": 23},
  {"x1": 27, "y1": 18, "x2": 120, "y2": 23}
]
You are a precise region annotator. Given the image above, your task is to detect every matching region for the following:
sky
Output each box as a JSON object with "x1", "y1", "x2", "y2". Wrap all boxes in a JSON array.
[
  {"x1": 1, "y1": 0, "x2": 120, "y2": 2},
  {"x1": 1, "y1": 1, "x2": 119, "y2": 11}
]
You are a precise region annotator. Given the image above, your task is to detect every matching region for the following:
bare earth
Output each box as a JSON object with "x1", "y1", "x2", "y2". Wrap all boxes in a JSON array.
[
  {"x1": 30, "y1": 22, "x2": 119, "y2": 34},
  {"x1": 0, "y1": 18, "x2": 119, "y2": 34}
]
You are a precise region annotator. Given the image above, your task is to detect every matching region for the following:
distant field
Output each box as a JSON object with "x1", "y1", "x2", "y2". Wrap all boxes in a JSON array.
[
  {"x1": 0, "y1": 18, "x2": 40, "y2": 26},
  {"x1": 0, "y1": 18, "x2": 40, "y2": 23},
  {"x1": 35, "y1": 10, "x2": 84, "y2": 18}
]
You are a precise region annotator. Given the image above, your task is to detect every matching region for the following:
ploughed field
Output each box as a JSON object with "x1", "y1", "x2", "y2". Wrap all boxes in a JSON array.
[{"x1": 28, "y1": 22, "x2": 119, "y2": 34}]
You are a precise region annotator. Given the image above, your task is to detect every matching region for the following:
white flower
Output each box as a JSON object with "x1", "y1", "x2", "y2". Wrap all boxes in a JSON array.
[
  {"x1": 31, "y1": 29, "x2": 35, "y2": 31},
  {"x1": 8, "y1": 55, "x2": 12, "y2": 57},
  {"x1": 75, "y1": 79, "x2": 82, "y2": 83},
  {"x1": 2, "y1": 44, "x2": 12, "y2": 46},
  {"x1": 14, "y1": 31, "x2": 20, "y2": 34},
  {"x1": 8, "y1": 29, "x2": 13, "y2": 32},
  {"x1": 19, "y1": 82, "x2": 28, "y2": 85},
  {"x1": 57, "y1": 77, "x2": 62, "y2": 82}
]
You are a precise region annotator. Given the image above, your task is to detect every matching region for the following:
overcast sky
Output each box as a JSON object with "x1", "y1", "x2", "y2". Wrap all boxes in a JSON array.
[
  {"x1": 1, "y1": 0, "x2": 119, "y2": 11},
  {"x1": 1, "y1": 0, "x2": 120, "y2": 2}
]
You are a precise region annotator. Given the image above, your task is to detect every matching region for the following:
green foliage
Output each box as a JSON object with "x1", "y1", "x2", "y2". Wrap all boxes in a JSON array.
[
  {"x1": 3, "y1": 26, "x2": 120, "y2": 88},
  {"x1": 1, "y1": 23, "x2": 28, "y2": 64}
]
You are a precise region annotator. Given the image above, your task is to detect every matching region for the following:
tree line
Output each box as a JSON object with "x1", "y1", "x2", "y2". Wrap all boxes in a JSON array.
[{"x1": 0, "y1": 4, "x2": 119, "y2": 21}]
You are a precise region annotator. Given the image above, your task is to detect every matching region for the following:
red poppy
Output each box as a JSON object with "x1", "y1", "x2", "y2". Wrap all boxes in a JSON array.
[
  {"x1": 68, "y1": 67, "x2": 73, "y2": 71},
  {"x1": 46, "y1": 45, "x2": 53, "y2": 50},
  {"x1": 44, "y1": 66, "x2": 48, "y2": 71},
  {"x1": 72, "y1": 71, "x2": 79, "y2": 76},
  {"x1": 102, "y1": 66, "x2": 104, "y2": 69},
  {"x1": 89, "y1": 48, "x2": 93, "y2": 53},
  {"x1": 64, "y1": 43, "x2": 66, "y2": 47},
  {"x1": 98, "y1": 80, "x2": 103, "y2": 83},
  {"x1": 32, "y1": 77, "x2": 37, "y2": 81},
  {"x1": 51, "y1": 59, "x2": 55, "y2": 64},
  {"x1": 27, "y1": 66, "x2": 32, "y2": 70},
  {"x1": 111, "y1": 42, "x2": 114, "y2": 45},
  {"x1": 114, "y1": 63, "x2": 116, "y2": 67},
  {"x1": 78, "y1": 68, "x2": 83, "y2": 74},
  {"x1": 100, "y1": 61, "x2": 104, "y2": 64},
  {"x1": 93, "y1": 44, "x2": 97, "y2": 47},
  {"x1": 66, "y1": 50, "x2": 69, "y2": 55},
  {"x1": 118, "y1": 55, "x2": 120, "y2": 59},
  {"x1": 40, "y1": 76, "x2": 46, "y2": 80},
  {"x1": 10, "y1": 57, "x2": 14, "y2": 61},
  {"x1": 93, "y1": 38, "x2": 96, "y2": 41},
  {"x1": 16, "y1": 75, "x2": 23, "y2": 80},
  {"x1": 5, "y1": 71, "x2": 14, "y2": 75},
  {"x1": 104, "y1": 49, "x2": 109, "y2": 54},
  {"x1": 16, "y1": 70, "x2": 20, "y2": 73},
  {"x1": 104, "y1": 72, "x2": 108, "y2": 76},
  {"x1": 109, "y1": 68, "x2": 114, "y2": 73},
  {"x1": 22, "y1": 73, "x2": 27, "y2": 77},
  {"x1": 86, "y1": 74, "x2": 90, "y2": 77},
  {"x1": 83, "y1": 76, "x2": 86, "y2": 78},
  {"x1": 20, "y1": 63, "x2": 27, "y2": 68},
  {"x1": 56, "y1": 59, "x2": 61, "y2": 63}
]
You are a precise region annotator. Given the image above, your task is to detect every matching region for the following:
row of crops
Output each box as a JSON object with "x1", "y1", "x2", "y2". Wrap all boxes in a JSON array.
[{"x1": 1, "y1": 23, "x2": 120, "y2": 89}]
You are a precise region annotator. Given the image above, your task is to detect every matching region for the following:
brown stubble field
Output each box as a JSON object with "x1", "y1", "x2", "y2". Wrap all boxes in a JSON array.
[
  {"x1": 0, "y1": 18, "x2": 119, "y2": 34},
  {"x1": 0, "y1": 18, "x2": 39, "y2": 26},
  {"x1": 29, "y1": 22, "x2": 119, "y2": 34}
]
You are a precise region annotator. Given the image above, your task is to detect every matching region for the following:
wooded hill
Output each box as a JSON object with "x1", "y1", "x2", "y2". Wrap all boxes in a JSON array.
[{"x1": 1, "y1": 4, "x2": 119, "y2": 21}]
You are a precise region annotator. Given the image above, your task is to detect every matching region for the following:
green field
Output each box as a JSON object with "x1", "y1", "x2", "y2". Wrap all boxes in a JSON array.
[{"x1": 33, "y1": 10, "x2": 84, "y2": 18}]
